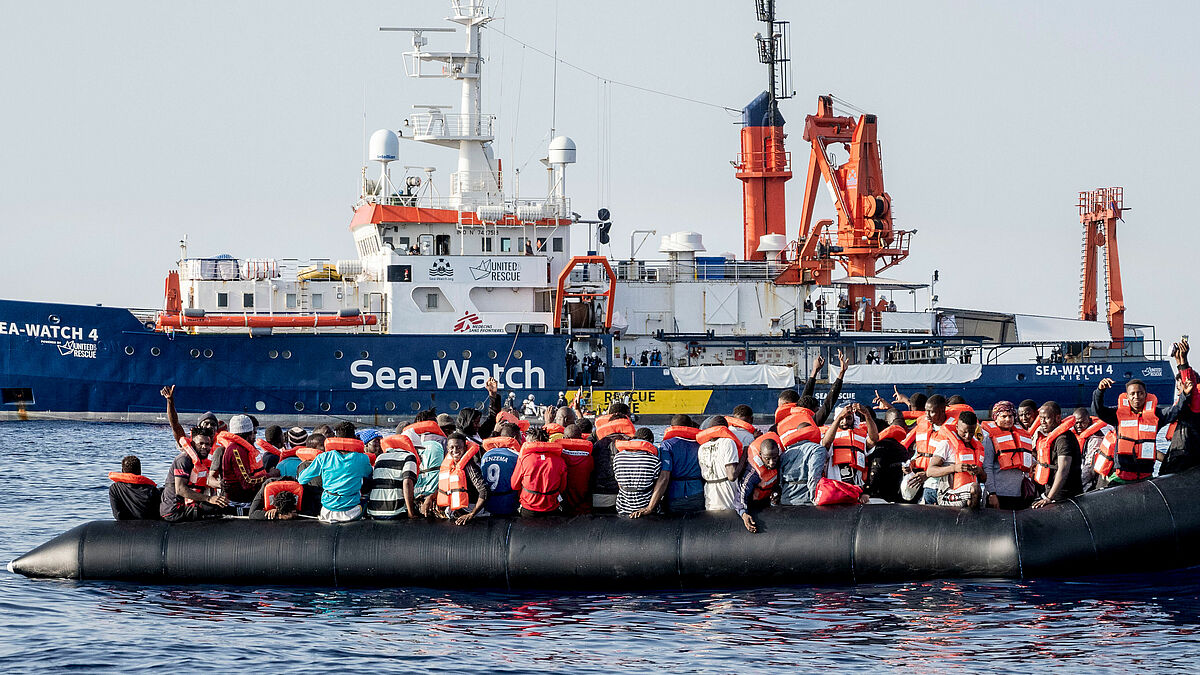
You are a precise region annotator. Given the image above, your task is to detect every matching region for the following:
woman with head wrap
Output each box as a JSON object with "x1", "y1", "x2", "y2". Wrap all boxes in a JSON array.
[{"x1": 979, "y1": 400, "x2": 1037, "y2": 510}]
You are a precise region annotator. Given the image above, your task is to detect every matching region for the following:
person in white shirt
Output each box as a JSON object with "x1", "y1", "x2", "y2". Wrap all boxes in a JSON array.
[{"x1": 696, "y1": 416, "x2": 742, "y2": 512}]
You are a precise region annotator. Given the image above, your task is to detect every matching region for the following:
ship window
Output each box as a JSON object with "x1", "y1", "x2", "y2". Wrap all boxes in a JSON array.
[
  {"x1": 487, "y1": 350, "x2": 497, "y2": 359},
  {"x1": 312, "y1": 294, "x2": 324, "y2": 309},
  {"x1": 426, "y1": 293, "x2": 438, "y2": 309},
  {"x1": 553, "y1": 237, "x2": 563, "y2": 252},
  {"x1": 387, "y1": 265, "x2": 412, "y2": 282},
  {"x1": 243, "y1": 293, "x2": 254, "y2": 308},
  {"x1": 294, "y1": 401, "x2": 305, "y2": 411},
  {"x1": 518, "y1": 237, "x2": 525, "y2": 252},
  {"x1": 382, "y1": 237, "x2": 393, "y2": 249},
  {"x1": 410, "y1": 401, "x2": 421, "y2": 411},
  {"x1": 346, "y1": 402, "x2": 357, "y2": 412},
  {"x1": 398, "y1": 236, "x2": 411, "y2": 252},
  {"x1": 500, "y1": 237, "x2": 512, "y2": 252},
  {"x1": 385, "y1": 401, "x2": 396, "y2": 411},
  {"x1": 320, "y1": 402, "x2": 331, "y2": 412},
  {"x1": 255, "y1": 401, "x2": 266, "y2": 411},
  {"x1": 449, "y1": 401, "x2": 460, "y2": 411},
  {"x1": 334, "y1": 350, "x2": 343, "y2": 359},
  {"x1": 481, "y1": 237, "x2": 493, "y2": 253},
  {"x1": 217, "y1": 293, "x2": 228, "y2": 308},
  {"x1": 150, "y1": 347, "x2": 161, "y2": 356},
  {"x1": 536, "y1": 237, "x2": 547, "y2": 252},
  {"x1": 435, "y1": 234, "x2": 451, "y2": 256},
  {"x1": 286, "y1": 293, "x2": 297, "y2": 309},
  {"x1": 124, "y1": 346, "x2": 134, "y2": 355}
]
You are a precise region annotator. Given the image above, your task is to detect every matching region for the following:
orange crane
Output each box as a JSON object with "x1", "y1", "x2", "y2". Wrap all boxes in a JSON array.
[
  {"x1": 1078, "y1": 187, "x2": 1126, "y2": 348},
  {"x1": 779, "y1": 95, "x2": 912, "y2": 331}
]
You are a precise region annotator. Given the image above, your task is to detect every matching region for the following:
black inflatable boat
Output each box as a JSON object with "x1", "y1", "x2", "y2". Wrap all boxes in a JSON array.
[{"x1": 10, "y1": 468, "x2": 1200, "y2": 589}]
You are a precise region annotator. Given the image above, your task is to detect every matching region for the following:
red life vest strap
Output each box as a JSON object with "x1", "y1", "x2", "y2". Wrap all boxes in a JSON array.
[
  {"x1": 615, "y1": 439, "x2": 658, "y2": 455},
  {"x1": 381, "y1": 434, "x2": 415, "y2": 453},
  {"x1": 325, "y1": 437, "x2": 366, "y2": 454},
  {"x1": 108, "y1": 472, "x2": 156, "y2": 486},
  {"x1": 695, "y1": 426, "x2": 744, "y2": 453},
  {"x1": 663, "y1": 426, "x2": 699, "y2": 442}
]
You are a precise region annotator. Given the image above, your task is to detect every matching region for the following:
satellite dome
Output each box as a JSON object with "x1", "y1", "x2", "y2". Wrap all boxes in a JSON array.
[
  {"x1": 548, "y1": 136, "x2": 577, "y2": 164},
  {"x1": 368, "y1": 129, "x2": 400, "y2": 163}
]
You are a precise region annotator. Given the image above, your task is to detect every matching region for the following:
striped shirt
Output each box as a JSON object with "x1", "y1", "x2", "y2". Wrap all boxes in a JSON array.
[
  {"x1": 366, "y1": 450, "x2": 418, "y2": 518},
  {"x1": 613, "y1": 450, "x2": 661, "y2": 516}
]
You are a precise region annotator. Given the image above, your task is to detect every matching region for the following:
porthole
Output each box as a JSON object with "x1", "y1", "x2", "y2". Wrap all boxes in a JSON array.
[
  {"x1": 282, "y1": 350, "x2": 292, "y2": 359},
  {"x1": 295, "y1": 401, "x2": 305, "y2": 412},
  {"x1": 320, "y1": 402, "x2": 331, "y2": 412},
  {"x1": 334, "y1": 350, "x2": 343, "y2": 359},
  {"x1": 410, "y1": 401, "x2": 421, "y2": 411},
  {"x1": 1016, "y1": 373, "x2": 1025, "y2": 381},
  {"x1": 203, "y1": 349, "x2": 213, "y2": 359},
  {"x1": 48, "y1": 315, "x2": 60, "y2": 324},
  {"x1": 449, "y1": 400, "x2": 460, "y2": 411},
  {"x1": 514, "y1": 350, "x2": 523, "y2": 359},
  {"x1": 488, "y1": 350, "x2": 498, "y2": 359},
  {"x1": 360, "y1": 350, "x2": 369, "y2": 359},
  {"x1": 124, "y1": 346, "x2": 135, "y2": 355},
  {"x1": 255, "y1": 401, "x2": 266, "y2": 411},
  {"x1": 346, "y1": 402, "x2": 357, "y2": 412},
  {"x1": 150, "y1": 347, "x2": 161, "y2": 356},
  {"x1": 437, "y1": 350, "x2": 447, "y2": 359},
  {"x1": 385, "y1": 401, "x2": 396, "y2": 411},
  {"x1": 462, "y1": 350, "x2": 472, "y2": 359},
  {"x1": 1124, "y1": 372, "x2": 1132, "y2": 379},
  {"x1": 269, "y1": 350, "x2": 279, "y2": 359},
  {"x1": 190, "y1": 349, "x2": 201, "y2": 358}
]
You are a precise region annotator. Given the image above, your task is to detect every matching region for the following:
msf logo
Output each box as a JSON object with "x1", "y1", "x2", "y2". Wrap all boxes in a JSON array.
[{"x1": 454, "y1": 311, "x2": 483, "y2": 333}]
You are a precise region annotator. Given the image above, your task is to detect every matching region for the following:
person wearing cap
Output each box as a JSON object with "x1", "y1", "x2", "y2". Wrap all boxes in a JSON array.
[
  {"x1": 275, "y1": 427, "x2": 309, "y2": 478},
  {"x1": 298, "y1": 421, "x2": 374, "y2": 523},
  {"x1": 216, "y1": 414, "x2": 275, "y2": 505}
]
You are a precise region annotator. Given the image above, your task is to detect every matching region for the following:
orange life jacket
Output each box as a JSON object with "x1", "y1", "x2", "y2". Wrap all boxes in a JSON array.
[
  {"x1": 436, "y1": 444, "x2": 482, "y2": 510},
  {"x1": 724, "y1": 416, "x2": 757, "y2": 436},
  {"x1": 747, "y1": 433, "x2": 781, "y2": 501},
  {"x1": 829, "y1": 425, "x2": 868, "y2": 482},
  {"x1": 405, "y1": 420, "x2": 446, "y2": 438},
  {"x1": 695, "y1": 426, "x2": 744, "y2": 454},
  {"x1": 662, "y1": 426, "x2": 699, "y2": 442},
  {"x1": 497, "y1": 410, "x2": 530, "y2": 432},
  {"x1": 1093, "y1": 431, "x2": 1117, "y2": 479},
  {"x1": 1094, "y1": 430, "x2": 1154, "y2": 482},
  {"x1": 516, "y1": 441, "x2": 566, "y2": 503},
  {"x1": 778, "y1": 408, "x2": 820, "y2": 447},
  {"x1": 877, "y1": 425, "x2": 908, "y2": 443},
  {"x1": 186, "y1": 458, "x2": 211, "y2": 505},
  {"x1": 615, "y1": 439, "x2": 658, "y2": 456},
  {"x1": 544, "y1": 423, "x2": 565, "y2": 436},
  {"x1": 295, "y1": 447, "x2": 321, "y2": 462},
  {"x1": 483, "y1": 436, "x2": 522, "y2": 453},
  {"x1": 381, "y1": 434, "x2": 416, "y2": 454},
  {"x1": 944, "y1": 403, "x2": 974, "y2": 428},
  {"x1": 263, "y1": 480, "x2": 304, "y2": 510},
  {"x1": 1033, "y1": 419, "x2": 1076, "y2": 486},
  {"x1": 559, "y1": 438, "x2": 593, "y2": 456},
  {"x1": 325, "y1": 437, "x2": 366, "y2": 454},
  {"x1": 774, "y1": 404, "x2": 800, "y2": 426},
  {"x1": 941, "y1": 430, "x2": 985, "y2": 490},
  {"x1": 980, "y1": 421, "x2": 1034, "y2": 472},
  {"x1": 1073, "y1": 417, "x2": 1109, "y2": 447},
  {"x1": 596, "y1": 417, "x2": 636, "y2": 439},
  {"x1": 905, "y1": 418, "x2": 942, "y2": 471},
  {"x1": 903, "y1": 410, "x2": 924, "y2": 421},
  {"x1": 108, "y1": 472, "x2": 155, "y2": 486},
  {"x1": 1115, "y1": 393, "x2": 1159, "y2": 460},
  {"x1": 251, "y1": 439, "x2": 282, "y2": 471}
]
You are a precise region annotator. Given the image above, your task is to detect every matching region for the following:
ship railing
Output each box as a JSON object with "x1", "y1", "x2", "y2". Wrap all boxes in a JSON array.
[
  {"x1": 735, "y1": 149, "x2": 792, "y2": 172},
  {"x1": 602, "y1": 260, "x2": 789, "y2": 283},
  {"x1": 408, "y1": 112, "x2": 495, "y2": 141}
]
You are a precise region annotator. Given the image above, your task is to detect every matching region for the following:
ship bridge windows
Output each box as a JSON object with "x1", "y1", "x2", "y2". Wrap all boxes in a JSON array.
[
  {"x1": 312, "y1": 293, "x2": 324, "y2": 309},
  {"x1": 286, "y1": 293, "x2": 297, "y2": 309},
  {"x1": 217, "y1": 292, "x2": 228, "y2": 308},
  {"x1": 243, "y1": 293, "x2": 254, "y2": 308},
  {"x1": 398, "y1": 236, "x2": 411, "y2": 252},
  {"x1": 500, "y1": 237, "x2": 513, "y2": 253},
  {"x1": 481, "y1": 236, "x2": 493, "y2": 253},
  {"x1": 553, "y1": 237, "x2": 563, "y2": 252}
]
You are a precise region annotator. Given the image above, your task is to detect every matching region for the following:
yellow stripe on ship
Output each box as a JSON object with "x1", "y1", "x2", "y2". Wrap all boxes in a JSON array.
[{"x1": 566, "y1": 390, "x2": 713, "y2": 415}]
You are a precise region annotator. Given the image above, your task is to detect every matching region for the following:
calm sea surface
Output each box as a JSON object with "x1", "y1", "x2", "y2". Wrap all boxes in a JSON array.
[{"x1": 3, "y1": 421, "x2": 1200, "y2": 672}]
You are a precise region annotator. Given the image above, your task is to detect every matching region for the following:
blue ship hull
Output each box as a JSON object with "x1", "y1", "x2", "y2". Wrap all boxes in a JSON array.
[{"x1": 0, "y1": 299, "x2": 1175, "y2": 424}]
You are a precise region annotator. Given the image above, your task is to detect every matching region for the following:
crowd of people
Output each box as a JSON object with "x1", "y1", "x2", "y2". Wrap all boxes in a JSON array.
[{"x1": 108, "y1": 340, "x2": 1199, "y2": 533}]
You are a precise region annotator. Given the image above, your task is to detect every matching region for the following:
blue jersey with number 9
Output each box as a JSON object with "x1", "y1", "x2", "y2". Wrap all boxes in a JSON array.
[{"x1": 480, "y1": 447, "x2": 520, "y2": 515}]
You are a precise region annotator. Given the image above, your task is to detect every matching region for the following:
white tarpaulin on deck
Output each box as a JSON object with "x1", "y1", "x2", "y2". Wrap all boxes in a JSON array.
[
  {"x1": 881, "y1": 312, "x2": 933, "y2": 333},
  {"x1": 671, "y1": 364, "x2": 794, "y2": 388},
  {"x1": 843, "y1": 363, "x2": 982, "y2": 384},
  {"x1": 1013, "y1": 315, "x2": 1112, "y2": 343}
]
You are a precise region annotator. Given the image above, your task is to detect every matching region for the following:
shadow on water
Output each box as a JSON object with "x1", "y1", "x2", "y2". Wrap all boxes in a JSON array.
[{"x1": 4, "y1": 421, "x2": 1200, "y2": 671}]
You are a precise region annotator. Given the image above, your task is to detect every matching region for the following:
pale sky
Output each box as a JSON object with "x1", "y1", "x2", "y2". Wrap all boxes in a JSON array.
[{"x1": 1, "y1": 1, "x2": 1196, "y2": 352}]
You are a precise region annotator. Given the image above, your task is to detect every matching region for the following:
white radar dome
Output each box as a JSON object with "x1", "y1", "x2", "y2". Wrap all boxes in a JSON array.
[
  {"x1": 659, "y1": 231, "x2": 706, "y2": 253},
  {"x1": 756, "y1": 234, "x2": 787, "y2": 253},
  {"x1": 548, "y1": 136, "x2": 577, "y2": 164},
  {"x1": 369, "y1": 129, "x2": 400, "y2": 163}
]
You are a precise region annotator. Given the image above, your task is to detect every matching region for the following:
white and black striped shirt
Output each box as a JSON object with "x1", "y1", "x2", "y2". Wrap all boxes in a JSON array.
[
  {"x1": 367, "y1": 450, "x2": 418, "y2": 518},
  {"x1": 613, "y1": 451, "x2": 661, "y2": 516}
]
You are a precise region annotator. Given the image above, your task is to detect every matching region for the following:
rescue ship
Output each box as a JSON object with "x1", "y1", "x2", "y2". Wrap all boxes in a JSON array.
[{"x1": 0, "y1": 1, "x2": 1174, "y2": 424}]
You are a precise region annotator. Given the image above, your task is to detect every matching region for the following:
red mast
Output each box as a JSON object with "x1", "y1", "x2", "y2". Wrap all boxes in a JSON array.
[{"x1": 1078, "y1": 187, "x2": 1126, "y2": 348}]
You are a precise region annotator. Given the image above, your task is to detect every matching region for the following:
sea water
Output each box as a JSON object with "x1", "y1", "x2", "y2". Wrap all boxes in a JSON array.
[{"x1": 3, "y1": 421, "x2": 1199, "y2": 672}]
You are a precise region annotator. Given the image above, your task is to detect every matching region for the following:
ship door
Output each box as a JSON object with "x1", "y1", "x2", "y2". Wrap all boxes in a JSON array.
[
  {"x1": 366, "y1": 292, "x2": 385, "y2": 331},
  {"x1": 435, "y1": 234, "x2": 451, "y2": 255}
]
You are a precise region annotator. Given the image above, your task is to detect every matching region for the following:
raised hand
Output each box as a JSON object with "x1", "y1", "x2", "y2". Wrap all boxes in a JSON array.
[
  {"x1": 160, "y1": 385, "x2": 175, "y2": 400},
  {"x1": 1097, "y1": 378, "x2": 1115, "y2": 392},
  {"x1": 811, "y1": 355, "x2": 825, "y2": 375}
]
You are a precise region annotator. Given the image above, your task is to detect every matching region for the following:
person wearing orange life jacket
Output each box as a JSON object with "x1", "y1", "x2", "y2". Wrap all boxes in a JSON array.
[
  {"x1": 367, "y1": 434, "x2": 421, "y2": 519},
  {"x1": 558, "y1": 424, "x2": 595, "y2": 515},
  {"x1": 426, "y1": 432, "x2": 489, "y2": 525},
  {"x1": 274, "y1": 427, "x2": 308, "y2": 478},
  {"x1": 298, "y1": 421, "x2": 375, "y2": 523},
  {"x1": 864, "y1": 409, "x2": 910, "y2": 502},
  {"x1": 109, "y1": 455, "x2": 160, "y2": 520},
  {"x1": 872, "y1": 385, "x2": 927, "y2": 424},
  {"x1": 943, "y1": 396, "x2": 974, "y2": 428},
  {"x1": 510, "y1": 428, "x2": 568, "y2": 517},
  {"x1": 1093, "y1": 373, "x2": 1191, "y2": 485},
  {"x1": 736, "y1": 435, "x2": 782, "y2": 533},
  {"x1": 590, "y1": 409, "x2": 634, "y2": 514},
  {"x1": 159, "y1": 384, "x2": 220, "y2": 454},
  {"x1": 1017, "y1": 399, "x2": 1040, "y2": 434},
  {"x1": 404, "y1": 411, "x2": 448, "y2": 511},
  {"x1": 613, "y1": 428, "x2": 663, "y2": 517},
  {"x1": 696, "y1": 416, "x2": 744, "y2": 512},
  {"x1": 216, "y1": 415, "x2": 276, "y2": 504},
  {"x1": 1030, "y1": 402, "x2": 1083, "y2": 507},
  {"x1": 255, "y1": 425, "x2": 286, "y2": 473},
  {"x1": 819, "y1": 402, "x2": 879, "y2": 487},
  {"x1": 159, "y1": 426, "x2": 229, "y2": 522},
  {"x1": 923, "y1": 410, "x2": 987, "y2": 508},
  {"x1": 1070, "y1": 407, "x2": 1112, "y2": 492},
  {"x1": 797, "y1": 350, "x2": 852, "y2": 427},
  {"x1": 656, "y1": 414, "x2": 705, "y2": 513},
  {"x1": 979, "y1": 400, "x2": 1036, "y2": 510},
  {"x1": 248, "y1": 478, "x2": 321, "y2": 520},
  {"x1": 901, "y1": 394, "x2": 949, "y2": 504},
  {"x1": 481, "y1": 423, "x2": 525, "y2": 516},
  {"x1": 726, "y1": 404, "x2": 760, "y2": 447},
  {"x1": 1161, "y1": 339, "x2": 1200, "y2": 475}
]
